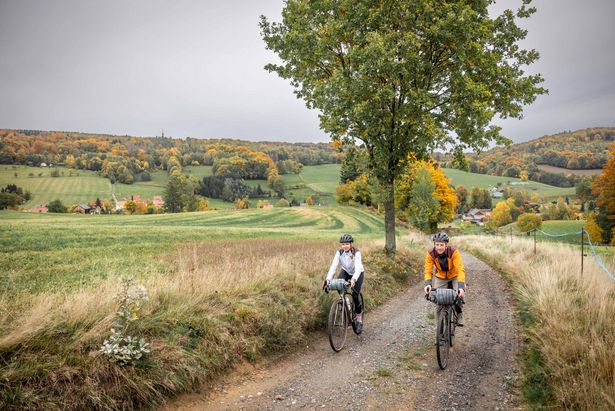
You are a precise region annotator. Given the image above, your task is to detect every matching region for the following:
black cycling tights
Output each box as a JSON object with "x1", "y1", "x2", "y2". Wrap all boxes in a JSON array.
[{"x1": 338, "y1": 270, "x2": 364, "y2": 314}]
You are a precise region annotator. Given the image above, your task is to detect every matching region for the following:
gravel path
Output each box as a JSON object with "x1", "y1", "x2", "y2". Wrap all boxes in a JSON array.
[{"x1": 164, "y1": 251, "x2": 520, "y2": 411}]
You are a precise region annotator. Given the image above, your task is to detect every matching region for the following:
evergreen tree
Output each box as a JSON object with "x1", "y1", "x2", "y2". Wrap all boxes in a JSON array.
[
  {"x1": 407, "y1": 167, "x2": 437, "y2": 231},
  {"x1": 340, "y1": 145, "x2": 364, "y2": 183}
]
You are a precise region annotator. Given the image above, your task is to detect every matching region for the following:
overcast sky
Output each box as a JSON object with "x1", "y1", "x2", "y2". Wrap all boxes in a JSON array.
[{"x1": 0, "y1": 0, "x2": 613, "y2": 144}]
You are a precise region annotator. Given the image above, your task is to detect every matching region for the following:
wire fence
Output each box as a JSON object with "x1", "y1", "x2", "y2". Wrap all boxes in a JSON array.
[{"x1": 493, "y1": 225, "x2": 614, "y2": 280}]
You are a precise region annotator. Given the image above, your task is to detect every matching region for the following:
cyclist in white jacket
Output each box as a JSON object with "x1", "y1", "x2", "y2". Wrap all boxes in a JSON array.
[{"x1": 322, "y1": 233, "x2": 365, "y2": 333}]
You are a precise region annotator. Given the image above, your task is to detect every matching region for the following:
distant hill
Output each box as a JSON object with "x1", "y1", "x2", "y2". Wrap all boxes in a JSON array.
[
  {"x1": 443, "y1": 127, "x2": 615, "y2": 187},
  {"x1": 0, "y1": 129, "x2": 342, "y2": 185}
]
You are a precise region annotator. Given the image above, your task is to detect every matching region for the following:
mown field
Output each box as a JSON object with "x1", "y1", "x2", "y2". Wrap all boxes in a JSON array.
[
  {"x1": 0, "y1": 165, "x2": 171, "y2": 207},
  {"x1": 442, "y1": 167, "x2": 576, "y2": 199},
  {"x1": 0, "y1": 206, "x2": 425, "y2": 410},
  {"x1": 0, "y1": 205, "x2": 384, "y2": 298}
]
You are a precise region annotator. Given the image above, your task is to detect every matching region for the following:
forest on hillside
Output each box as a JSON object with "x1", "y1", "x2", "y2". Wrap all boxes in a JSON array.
[
  {"x1": 439, "y1": 127, "x2": 614, "y2": 187},
  {"x1": 0, "y1": 129, "x2": 342, "y2": 184}
]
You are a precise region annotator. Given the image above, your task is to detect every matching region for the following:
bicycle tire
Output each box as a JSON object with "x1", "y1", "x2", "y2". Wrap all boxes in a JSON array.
[
  {"x1": 328, "y1": 300, "x2": 347, "y2": 352},
  {"x1": 436, "y1": 310, "x2": 450, "y2": 370},
  {"x1": 450, "y1": 308, "x2": 457, "y2": 347}
]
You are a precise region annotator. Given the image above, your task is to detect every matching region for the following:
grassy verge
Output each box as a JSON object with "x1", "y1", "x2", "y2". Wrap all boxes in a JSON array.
[
  {"x1": 457, "y1": 235, "x2": 615, "y2": 410},
  {"x1": 0, "y1": 210, "x2": 423, "y2": 410}
]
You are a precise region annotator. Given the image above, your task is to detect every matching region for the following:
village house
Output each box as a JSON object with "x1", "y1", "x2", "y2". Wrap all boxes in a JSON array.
[
  {"x1": 74, "y1": 204, "x2": 92, "y2": 214},
  {"x1": 462, "y1": 209, "x2": 492, "y2": 224},
  {"x1": 490, "y1": 187, "x2": 504, "y2": 198},
  {"x1": 31, "y1": 204, "x2": 48, "y2": 213}
]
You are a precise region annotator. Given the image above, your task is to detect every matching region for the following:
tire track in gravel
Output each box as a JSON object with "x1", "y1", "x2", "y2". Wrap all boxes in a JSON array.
[{"x1": 164, "y1": 251, "x2": 520, "y2": 411}]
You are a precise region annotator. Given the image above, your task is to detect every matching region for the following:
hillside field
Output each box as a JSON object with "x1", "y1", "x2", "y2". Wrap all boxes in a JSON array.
[
  {"x1": 442, "y1": 167, "x2": 576, "y2": 199},
  {"x1": 1, "y1": 163, "x2": 579, "y2": 212},
  {"x1": 0, "y1": 164, "x2": 342, "y2": 209},
  {"x1": 536, "y1": 164, "x2": 602, "y2": 176}
]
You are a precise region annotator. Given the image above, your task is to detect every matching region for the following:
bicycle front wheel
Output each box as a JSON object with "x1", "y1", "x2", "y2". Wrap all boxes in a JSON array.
[
  {"x1": 436, "y1": 310, "x2": 450, "y2": 370},
  {"x1": 328, "y1": 300, "x2": 347, "y2": 352},
  {"x1": 450, "y1": 309, "x2": 457, "y2": 347}
]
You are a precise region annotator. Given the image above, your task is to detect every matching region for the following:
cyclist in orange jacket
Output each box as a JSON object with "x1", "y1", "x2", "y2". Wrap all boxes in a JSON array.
[{"x1": 423, "y1": 232, "x2": 466, "y2": 326}]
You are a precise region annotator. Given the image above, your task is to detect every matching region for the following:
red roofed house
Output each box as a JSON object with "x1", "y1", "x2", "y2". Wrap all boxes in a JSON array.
[{"x1": 31, "y1": 204, "x2": 48, "y2": 213}]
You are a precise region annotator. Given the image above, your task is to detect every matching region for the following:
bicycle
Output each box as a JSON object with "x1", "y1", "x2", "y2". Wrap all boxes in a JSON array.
[
  {"x1": 325, "y1": 278, "x2": 365, "y2": 352},
  {"x1": 426, "y1": 288, "x2": 462, "y2": 370}
]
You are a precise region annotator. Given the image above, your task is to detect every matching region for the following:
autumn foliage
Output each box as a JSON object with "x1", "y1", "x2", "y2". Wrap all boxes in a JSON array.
[
  {"x1": 591, "y1": 142, "x2": 615, "y2": 243},
  {"x1": 0, "y1": 129, "x2": 341, "y2": 185}
]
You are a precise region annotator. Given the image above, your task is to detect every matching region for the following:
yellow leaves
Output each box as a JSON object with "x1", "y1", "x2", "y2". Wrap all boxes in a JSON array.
[
  {"x1": 336, "y1": 173, "x2": 371, "y2": 205},
  {"x1": 488, "y1": 201, "x2": 512, "y2": 229},
  {"x1": 196, "y1": 198, "x2": 209, "y2": 211},
  {"x1": 395, "y1": 159, "x2": 456, "y2": 224},
  {"x1": 517, "y1": 212, "x2": 542, "y2": 233},
  {"x1": 65, "y1": 154, "x2": 76, "y2": 169},
  {"x1": 235, "y1": 197, "x2": 249, "y2": 209},
  {"x1": 428, "y1": 162, "x2": 457, "y2": 223},
  {"x1": 585, "y1": 212, "x2": 604, "y2": 244}
]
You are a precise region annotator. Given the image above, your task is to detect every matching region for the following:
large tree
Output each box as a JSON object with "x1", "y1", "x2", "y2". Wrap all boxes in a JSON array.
[{"x1": 261, "y1": 0, "x2": 545, "y2": 252}]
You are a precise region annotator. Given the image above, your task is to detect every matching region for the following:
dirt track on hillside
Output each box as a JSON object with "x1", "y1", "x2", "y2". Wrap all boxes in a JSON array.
[{"x1": 163, "y1": 252, "x2": 520, "y2": 411}]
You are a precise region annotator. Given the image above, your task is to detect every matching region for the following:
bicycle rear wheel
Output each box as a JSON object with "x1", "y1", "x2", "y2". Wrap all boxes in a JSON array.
[
  {"x1": 436, "y1": 310, "x2": 450, "y2": 370},
  {"x1": 328, "y1": 300, "x2": 347, "y2": 352}
]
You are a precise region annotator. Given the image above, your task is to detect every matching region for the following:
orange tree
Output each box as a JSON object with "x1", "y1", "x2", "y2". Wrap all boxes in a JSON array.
[{"x1": 591, "y1": 143, "x2": 615, "y2": 243}]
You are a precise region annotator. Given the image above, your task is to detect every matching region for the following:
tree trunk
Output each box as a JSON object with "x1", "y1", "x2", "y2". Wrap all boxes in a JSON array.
[{"x1": 384, "y1": 178, "x2": 396, "y2": 254}]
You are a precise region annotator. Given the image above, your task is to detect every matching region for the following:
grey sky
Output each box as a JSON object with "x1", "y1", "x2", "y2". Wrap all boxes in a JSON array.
[{"x1": 0, "y1": 0, "x2": 613, "y2": 144}]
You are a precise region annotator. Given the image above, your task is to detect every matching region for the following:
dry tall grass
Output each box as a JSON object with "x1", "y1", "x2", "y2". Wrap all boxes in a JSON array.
[
  {"x1": 1, "y1": 237, "x2": 419, "y2": 410},
  {"x1": 457, "y1": 235, "x2": 615, "y2": 410},
  {"x1": 166, "y1": 239, "x2": 345, "y2": 294},
  {"x1": 1, "y1": 240, "x2": 340, "y2": 349}
]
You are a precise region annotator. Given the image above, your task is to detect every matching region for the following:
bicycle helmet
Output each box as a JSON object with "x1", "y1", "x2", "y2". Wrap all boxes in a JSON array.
[
  {"x1": 432, "y1": 232, "x2": 449, "y2": 243},
  {"x1": 339, "y1": 233, "x2": 354, "y2": 243}
]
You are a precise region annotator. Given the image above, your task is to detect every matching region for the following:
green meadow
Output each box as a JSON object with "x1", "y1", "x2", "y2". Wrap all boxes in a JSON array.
[
  {"x1": 442, "y1": 167, "x2": 576, "y2": 199},
  {"x1": 0, "y1": 206, "x2": 426, "y2": 410},
  {"x1": 0, "y1": 165, "x2": 169, "y2": 206},
  {"x1": 0, "y1": 205, "x2": 384, "y2": 300}
]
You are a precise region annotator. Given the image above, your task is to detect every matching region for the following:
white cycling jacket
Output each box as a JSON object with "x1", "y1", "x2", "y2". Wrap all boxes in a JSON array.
[{"x1": 326, "y1": 248, "x2": 364, "y2": 282}]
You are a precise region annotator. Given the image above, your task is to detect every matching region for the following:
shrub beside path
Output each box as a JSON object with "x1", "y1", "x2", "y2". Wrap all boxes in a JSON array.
[{"x1": 165, "y1": 251, "x2": 520, "y2": 411}]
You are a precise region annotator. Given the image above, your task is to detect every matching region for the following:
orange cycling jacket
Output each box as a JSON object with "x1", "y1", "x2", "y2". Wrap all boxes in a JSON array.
[{"x1": 424, "y1": 246, "x2": 466, "y2": 289}]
